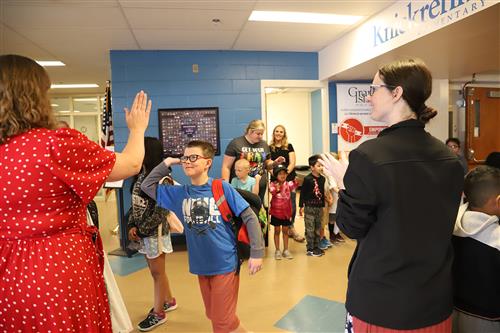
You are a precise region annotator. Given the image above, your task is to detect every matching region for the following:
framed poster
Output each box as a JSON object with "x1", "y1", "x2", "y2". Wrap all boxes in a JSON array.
[
  {"x1": 158, "y1": 107, "x2": 220, "y2": 157},
  {"x1": 336, "y1": 83, "x2": 387, "y2": 151}
]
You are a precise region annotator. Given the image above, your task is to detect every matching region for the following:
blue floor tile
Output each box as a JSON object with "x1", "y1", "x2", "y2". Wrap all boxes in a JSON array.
[
  {"x1": 107, "y1": 254, "x2": 147, "y2": 276},
  {"x1": 275, "y1": 295, "x2": 346, "y2": 333}
]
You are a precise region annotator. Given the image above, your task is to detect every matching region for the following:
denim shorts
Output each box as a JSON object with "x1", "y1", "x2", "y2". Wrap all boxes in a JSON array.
[{"x1": 138, "y1": 225, "x2": 173, "y2": 259}]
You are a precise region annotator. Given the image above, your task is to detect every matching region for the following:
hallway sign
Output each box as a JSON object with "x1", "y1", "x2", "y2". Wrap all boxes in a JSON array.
[{"x1": 336, "y1": 83, "x2": 386, "y2": 151}]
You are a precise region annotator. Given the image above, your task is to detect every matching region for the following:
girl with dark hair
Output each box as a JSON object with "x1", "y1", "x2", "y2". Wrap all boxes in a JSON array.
[
  {"x1": 128, "y1": 137, "x2": 178, "y2": 331},
  {"x1": 322, "y1": 59, "x2": 464, "y2": 332},
  {"x1": 269, "y1": 125, "x2": 304, "y2": 242}
]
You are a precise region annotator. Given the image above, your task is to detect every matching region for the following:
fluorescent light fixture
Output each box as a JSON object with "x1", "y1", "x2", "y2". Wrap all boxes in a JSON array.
[
  {"x1": 51, "y1": 84, "x2": 99, "y2": 89},
  {"x1": 249, "y1": 10, "x2": 363, "y2": 25},
  {"x1": 51, "y1": 103, "x2": 59, "y2": 107},
  {"x1": 36, "y1": 60, "x2": 65, "y2": 67},
  {"x1": 73, "y1": 97, "x2": 98, "y2": 102}
]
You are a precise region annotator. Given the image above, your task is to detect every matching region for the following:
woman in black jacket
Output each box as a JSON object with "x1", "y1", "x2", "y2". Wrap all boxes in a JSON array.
[{"x1": 325, "y1": 59, "x2": 464, "y2": 332}]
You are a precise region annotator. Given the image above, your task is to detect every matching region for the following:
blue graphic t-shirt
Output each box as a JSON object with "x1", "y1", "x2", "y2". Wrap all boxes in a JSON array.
[{"x1": 156, "y1": 178, "x2": 249, "y2": 275}]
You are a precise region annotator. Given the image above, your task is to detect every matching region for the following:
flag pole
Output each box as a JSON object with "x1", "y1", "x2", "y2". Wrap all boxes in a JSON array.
[{"x1": 103, "y1": 80, "x2": 136, "y2": 257}]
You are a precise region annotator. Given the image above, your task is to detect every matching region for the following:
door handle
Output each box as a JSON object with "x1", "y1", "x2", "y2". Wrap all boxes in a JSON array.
[{"x1": 468, "y1": 148, "x2": 486, "y2": 164}]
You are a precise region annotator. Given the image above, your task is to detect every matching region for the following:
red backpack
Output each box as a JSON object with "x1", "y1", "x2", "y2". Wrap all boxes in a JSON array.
[{"x1": 212, "y1": 179, "x2": 251, "y2": 262}]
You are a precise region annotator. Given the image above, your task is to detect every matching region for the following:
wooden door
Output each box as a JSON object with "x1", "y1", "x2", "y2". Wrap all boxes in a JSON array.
[{"x1": 465, "y1": 87, "x2": 500, "y2": 165}]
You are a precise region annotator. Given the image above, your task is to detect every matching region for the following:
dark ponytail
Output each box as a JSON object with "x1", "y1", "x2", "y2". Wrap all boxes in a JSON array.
[{"x1": 379, "y1": 59, "x2": 437, "y2": 123}]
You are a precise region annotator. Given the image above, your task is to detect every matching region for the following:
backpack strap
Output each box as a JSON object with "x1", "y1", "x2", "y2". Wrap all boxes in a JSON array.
[{"x1": 212, "y1": 179, "x2": 233, "y2": 223}]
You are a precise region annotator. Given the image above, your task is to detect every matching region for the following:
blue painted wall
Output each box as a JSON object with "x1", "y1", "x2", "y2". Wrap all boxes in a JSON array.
[
  {"x1": 310, "y1": 89, "x2": 322, "y2": 154},
  {"x1": 110, "y1": 50, "x2": 318, "y2": 216}
]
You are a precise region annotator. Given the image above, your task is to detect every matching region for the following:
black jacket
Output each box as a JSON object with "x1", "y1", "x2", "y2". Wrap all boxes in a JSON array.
[
  {"x1": 337, "y1": 120, "x2": 463, "y2": 329},
  {"x1": 452, "y1": 235, "x2": 500, "y2": 320}
]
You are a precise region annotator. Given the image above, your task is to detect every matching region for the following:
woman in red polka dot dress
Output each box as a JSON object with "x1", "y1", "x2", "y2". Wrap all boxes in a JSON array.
[{"x1": 0, "y1": 55, "x2": 151, "y2": 332}]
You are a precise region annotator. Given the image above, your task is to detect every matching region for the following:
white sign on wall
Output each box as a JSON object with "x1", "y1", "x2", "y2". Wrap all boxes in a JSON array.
[
  {"x1": 336, "y1": 83, "x2": 387, "y2": 151},
  {"x1": 320, "y1": 0, "x2": 495, "y2": 79}
]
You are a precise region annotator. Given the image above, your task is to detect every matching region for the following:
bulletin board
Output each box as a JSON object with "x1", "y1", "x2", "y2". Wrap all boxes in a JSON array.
[{"x1": 158, "y1": 107, "x2": 220, "y2": 157}]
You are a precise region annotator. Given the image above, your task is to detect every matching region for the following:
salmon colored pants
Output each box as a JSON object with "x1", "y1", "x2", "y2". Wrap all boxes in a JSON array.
[{"x1": 198, "y1": 272, "x2": 240, "y2": 333}]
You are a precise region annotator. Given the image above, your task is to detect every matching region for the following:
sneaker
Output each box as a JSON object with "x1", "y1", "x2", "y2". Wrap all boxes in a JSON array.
[
  {"x1": 137, "y1": 311, "x2": 167, "y2": 332},
  {"x1": 325, "y1": 238, "x2": 333, "y2": 248},
  {"x1": 319, "y1": 238, "x2": 329, "y2": 250},
  {"x1": 275, "y1": 250, "x2": 282, "y2": 260},
  {"x1": 282, "y1": 249, "x2": 293, "y2": 259},
  {"x1": 313, "y1": 248, "x2": 325, "y2": 257},
  {"x1": 306, "y1": 249, "x2": 314, "y2": 256},
  {"x1": 312, "y1": 248, "x2": 323, "y2": 257},
  {"x1": 163, "y1": 298, "x2": 178, "y2": 312},
  {"x1": 335, "y1": 234, "x2": 346, "y2": 242}
]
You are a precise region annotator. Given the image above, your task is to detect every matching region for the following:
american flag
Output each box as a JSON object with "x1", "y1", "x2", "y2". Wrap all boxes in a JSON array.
[{"x1": 100, "y1": 81, "x2": 114, "y2": 148}]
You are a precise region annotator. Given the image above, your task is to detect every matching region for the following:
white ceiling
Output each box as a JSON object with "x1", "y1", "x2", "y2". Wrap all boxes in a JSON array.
[
  {"x1": 1, "y1": 1, "x2": 498, "y2": 95},
  {"x1": 0, "y1": 0, "x2": 391, "y2": 94}
]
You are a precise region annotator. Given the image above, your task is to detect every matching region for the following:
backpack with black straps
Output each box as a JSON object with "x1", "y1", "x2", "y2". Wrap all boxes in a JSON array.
[{"x1": 211, "y1": 179, "x2": 267, "y2": 263}]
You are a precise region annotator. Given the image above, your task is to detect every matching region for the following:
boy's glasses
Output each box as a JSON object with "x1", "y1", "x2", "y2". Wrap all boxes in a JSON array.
[
  {"x1": 179, "y1": 154, "x2": 210, "y2": 163},
  {"x1": 369, "y1": 84, "x2": 396, "y2": 96}
]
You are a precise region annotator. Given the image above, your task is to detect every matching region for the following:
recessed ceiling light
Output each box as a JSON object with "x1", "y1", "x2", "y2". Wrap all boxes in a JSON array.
[
  {"x1": 249, "y1": 11, "x2": 363, "y2": 25},
  {"x1": 36, "y1": 60, "x2": 66, "y2": 67},
  {"x1": 51, "y1": 84, "x2": 99, "y2": 89},
  {"x1": 73, "y1": 97, "x2": 98, "y2": 102}
]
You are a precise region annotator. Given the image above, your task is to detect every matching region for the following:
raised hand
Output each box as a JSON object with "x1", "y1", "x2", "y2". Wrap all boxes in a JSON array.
[
  {"x1": 320, "y1": 151, "x2": 349, "y2": 190},
  {"x1": 164, "y1": 157, "x2": 181, "y2": 167},
  {"x1": 124, "y1": 91, "x2": 151, "y2": 132}
]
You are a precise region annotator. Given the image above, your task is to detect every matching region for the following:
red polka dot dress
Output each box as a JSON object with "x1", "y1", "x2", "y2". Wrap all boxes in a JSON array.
[{"x1": 0, "y1": 128, "x2": 116, "y2": 332}]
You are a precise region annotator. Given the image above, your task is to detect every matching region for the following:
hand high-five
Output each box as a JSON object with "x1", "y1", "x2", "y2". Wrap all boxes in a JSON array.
[{"x1": 124, "y1": 91, "x2": 152, "y2": 132}]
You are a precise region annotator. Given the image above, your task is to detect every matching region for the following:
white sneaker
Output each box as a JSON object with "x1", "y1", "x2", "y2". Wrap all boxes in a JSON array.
[
  {"x1": 274, "y1": 250, "x2": 282, "y2": 260},
  {"x1": 282, "y1": 249, "x2": 293, "y2": 259}
]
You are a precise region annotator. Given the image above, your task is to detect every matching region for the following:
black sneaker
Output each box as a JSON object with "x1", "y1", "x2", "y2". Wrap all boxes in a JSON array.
[
  {"x1": 306, "y1": 249, "x2": 314, "y2": 256},
  {"x1": 312, "y1": 248, "x2": 323, "y2": 257},
  {"x1": 137, "y1": 311, "x2": 167, "y2": 332}
]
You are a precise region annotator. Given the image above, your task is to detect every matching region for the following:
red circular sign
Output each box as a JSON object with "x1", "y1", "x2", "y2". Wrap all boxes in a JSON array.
[{"x1": 339, "y1": 118, "x2": 364, "y2": 143}]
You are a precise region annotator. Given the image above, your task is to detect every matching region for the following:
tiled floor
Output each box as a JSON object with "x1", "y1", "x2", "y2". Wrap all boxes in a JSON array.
[{"x1": 98, "y1": 193, "x2": 355, "y2": 333}]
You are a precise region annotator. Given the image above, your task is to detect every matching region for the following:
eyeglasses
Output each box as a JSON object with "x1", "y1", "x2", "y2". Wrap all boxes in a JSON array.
[
  {"x1": 179, "y1": 154, "x2": 210, "y2": 163},
  {"x1": 369, "y1": 84, "x2": 397, "y2": 96},
  {"x1": 447, "y1": 144, "x2": 459, "y2": 149}
]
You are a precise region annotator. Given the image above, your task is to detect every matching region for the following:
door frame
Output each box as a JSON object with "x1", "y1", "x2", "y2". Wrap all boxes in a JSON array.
[{"x1": 260, "y1": 80, "x2": 330, "y2": 152}]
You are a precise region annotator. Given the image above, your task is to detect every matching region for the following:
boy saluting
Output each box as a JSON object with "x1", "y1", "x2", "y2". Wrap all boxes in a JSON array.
[{"x1": 141, "y1": 140, "x2": 264, "y2": 333}]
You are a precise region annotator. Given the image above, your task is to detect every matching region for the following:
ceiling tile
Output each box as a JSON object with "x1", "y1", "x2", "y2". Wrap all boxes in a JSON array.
[
  {"x1": 2, "y1": 1, "x2": 128, "y2": 29},
  {"x1": 118, "y1": 0, "x2": 257, "y2": 10},
  {"x1": 134, "y1": 29, "x2": 239, "y2": 49},
  {"x1": 122, "y1": 7, "x2": 251, "y2": 30}
]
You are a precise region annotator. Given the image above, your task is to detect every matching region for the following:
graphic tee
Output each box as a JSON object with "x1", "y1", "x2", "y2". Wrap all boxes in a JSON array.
[
  {"x1": 225, "y1": 136, "x2": 270, "y2": 180},
  {"x1": 156, "y1": 178, "x2": 249, "y2": 275}
]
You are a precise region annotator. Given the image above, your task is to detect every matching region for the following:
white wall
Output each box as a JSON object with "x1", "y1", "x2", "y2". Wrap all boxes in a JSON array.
[
  {"x1": 266, "y1": 92, "x2": 311, "y2": 166},
  {"x1": 426, "y1": 79, "x2": 449, "y2": 142}
]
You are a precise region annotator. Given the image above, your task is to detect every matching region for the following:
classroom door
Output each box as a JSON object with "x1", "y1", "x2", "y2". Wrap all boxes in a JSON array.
[{"x1": 465, "y1": 87, "x2": 500, "y2": 165}]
